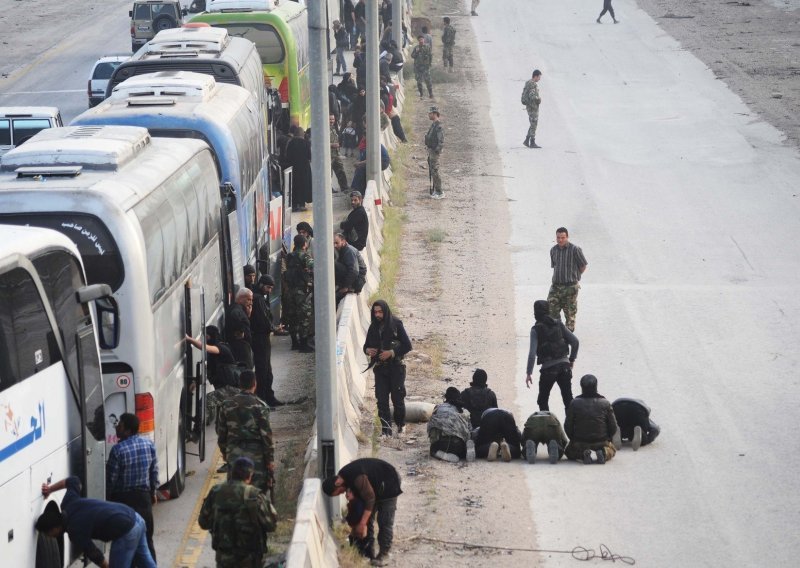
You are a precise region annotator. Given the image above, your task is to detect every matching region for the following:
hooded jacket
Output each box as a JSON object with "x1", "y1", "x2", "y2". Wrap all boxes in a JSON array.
[
  {"x1": 363, "y1": 301, "x2": 412, "y2": 363},
  {"x1": 565, "y1": 377, "x2": 618, "y2": 444}
]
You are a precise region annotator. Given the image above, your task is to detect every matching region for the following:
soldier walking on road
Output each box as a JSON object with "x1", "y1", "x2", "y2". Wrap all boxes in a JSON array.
[
  {"x1": 411, "y1": 35, "x2": 433, "y2": 99},
  {"x1": 199, "y1": 457, "x2": 275, "y2": 568},
  {"x1": 521, "y1": 69, "x2": 543, "y2": 148},
  {"x1": 597, "y1": 0, "x2": 619, "y2": 24},
  {"x1": 330, "y1": 114, "x2": 349, "y2": 192},
  {"x1": 471, "y1": 0, "x2": 480, "y2": 16},
  {"x1": 441, "y1": 17, "x2": 456, "y2": 71},
  {"x1": 424, "y1": 106, "x2": 445, "y2": 199},
  {"x1": 217, "y1": 370, "x2": 275, "y2": 493},
  {"x1": 547, "y1": 227, "x2": 588, "y2": 331}
]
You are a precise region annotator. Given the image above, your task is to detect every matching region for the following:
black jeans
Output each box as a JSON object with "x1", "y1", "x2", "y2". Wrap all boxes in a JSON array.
[
  {"x1": 537, "y1": 362, "x2": 573, "y2": 412},
  {"x1": 430, "y1": 436, "x2": 467, "y2": 459},
  {"x1": 368, "y1": 497, "x2": 397, "y2": 556},
  {"x1": 600, "y1": 0, "x2": 615, "y2": 18},
  {"x1": 108, "y1": 490, "x2": 156, "y2": 561},
  {"x1": 252, "y1": 333, "x2": 274, "y2": 402},
  {"x1": 374, "y1": 364, "x2": 406, "y2": 434}
]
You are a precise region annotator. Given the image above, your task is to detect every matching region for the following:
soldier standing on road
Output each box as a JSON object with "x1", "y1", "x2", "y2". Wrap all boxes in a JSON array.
[
  {"x1": 521, "y1": 69, "x2": 543, "y2": 148},
  {"x1": 424, "y1": 106, "x2": 445, "y2": 199},
  {"x1": 251, "y1": 274, "x2": 283, "y2": 407},
  {"x1": 411, "y1": 35, "x2": 433, "y2": 99},
  {"x1": 597, "y1": 0, "x2": 619, "y2": 24},
  {"x1": 217, "y1": 370, "x2": 275, "y2": 493},
  {"x1": 471, "y1": 0, "x2": 480, "y2": 16},
  {"x1": 547, "y1": 226, "x2": 588, "y2": 331},
  {"x1": 441, "y1": 17, "x2": 456, "y2": 71},
  {"x1": 198, "y1": 457, "x2": 275, "y2": 568},
  {"x1": 330, "y1": 114, "x2": 349, "y2": 192},
  {"x1": 284, "y1": 234, "x2": 315, "y2": 353}
]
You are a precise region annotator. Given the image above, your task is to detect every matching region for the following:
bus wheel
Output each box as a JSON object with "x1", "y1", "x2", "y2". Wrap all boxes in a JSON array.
[
  {"x1": 168, "y1": 408, "x2": 187, "y2": 498},
  {"x1": 35, "y1": 534, "x2": 60, "y2": 568}
]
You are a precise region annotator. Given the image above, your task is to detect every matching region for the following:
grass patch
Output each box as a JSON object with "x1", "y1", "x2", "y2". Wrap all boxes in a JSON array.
[
  {"x1": 428, "y1": 333, "x2": 446, "y2": 379},
  {"x1": 334, "y1": 522, "x2": 371, "y2": 567},
  {"x1": 371, "y1": 412, "x2": 381, "y2": 456},
  {"x1": 269, "y1": 439, "x2": 307, "y2": 551},
  {"x1": 425, "y1": 228, "x2": 447, "y2": 244}
]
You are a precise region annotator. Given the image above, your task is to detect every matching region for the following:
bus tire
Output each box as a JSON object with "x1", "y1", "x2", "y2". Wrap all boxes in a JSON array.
[
  {"x1": 167, "y1": 405, "x2": 187, "y2": 498},
  {"x1": 35, "y1": 534, "x2": 61, "y2": 568},
  {"x1": 153, "y1": 14, "x2": 177, "y2": 32}
]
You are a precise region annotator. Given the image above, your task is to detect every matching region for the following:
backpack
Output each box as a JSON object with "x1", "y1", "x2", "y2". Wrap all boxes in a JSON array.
[
  {"x1": 534, "y1": 318, "x2": 569, "y2": 361},
  {"x1": 284, "y1": 252, "x2": 309, "y2": 289}
]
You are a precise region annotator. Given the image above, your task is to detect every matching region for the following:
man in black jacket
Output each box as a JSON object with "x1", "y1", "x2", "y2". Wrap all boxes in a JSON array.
[
  {"x1": 565, "y1": 374, "x2": 618, "y2": 464},
  {"x1": 226, "y1": 287, "x2": 254, "y2": 369},
  {"x1": 334, "y1": 232, "x2": 360, "y2": 304},
  {"x1": 340, "y1": 190, "x2": 369, "y2": 250},
  {"x1": 251, "y1": 275, "x2": 282, "y2": 407},
  {"x1": 363, "y1": 300, "x2": 412, "y2": 437},
  {"x1": 525, "y1": 300, "x2": 579, "y2": 412},
  {"x1": 612, "y1": 397, "x2": 660, "y2": 451},
  {"x1": 460, "y1": 368, "x2": 498, "y2": 428},
  {"x1": 323, "y1": 458, "x2": 402, "y2": 566}
]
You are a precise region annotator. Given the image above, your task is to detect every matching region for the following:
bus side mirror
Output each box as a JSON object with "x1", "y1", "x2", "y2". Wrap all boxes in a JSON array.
[
  {"x1": 95, "y1": 296, "x2": 120, "y2": 350},
  {"x1": 221, "y1": 182, "x2": 236, "y2": 214},
  {"x1": 77, "y1": 283, "x2": 113, "y2": 303}
]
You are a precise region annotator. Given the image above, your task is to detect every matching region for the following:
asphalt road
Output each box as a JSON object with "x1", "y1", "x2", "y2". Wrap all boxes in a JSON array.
[{"x1": 474, "y1": 1, "x2": 800, "y2": 566}]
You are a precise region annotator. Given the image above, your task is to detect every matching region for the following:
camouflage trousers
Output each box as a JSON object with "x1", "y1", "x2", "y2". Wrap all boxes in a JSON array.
[
  {"x1": 427, "y1": 150, "x2": 442, "y2": 195},
  {"x1": 547, "y1": 283, "x2": 580, "y2": 331},
  {"x1": 442, "y1": 45, "x2": 454, "y2": 68},
  {"x1": 206, "y1": 386, "x2": 240, "y2": 425},
  {"x1": 215, "y1": 551, "x2": 265, "y2": 568},
  {"x1": 226, "y1": 446, "x2": 272, "y2": 493},
  {"x1": 565, "y1": 440, "x2": 617, "y2": 463},
  {"x1": 472, "y1": 0, "x2": 480, "y2": 11},
  {"x1": 331, "y1": 152, "x2": 348, "y2": 190},
  {"x1": 526, "y1": 106, "x2": 539, "y2": 139},
  {"x1": 284, "y1": 290, "x2": 313, "y2": 338},
  {"x1": 415, "y1": 67, "x2": 432, "y2": 97}
]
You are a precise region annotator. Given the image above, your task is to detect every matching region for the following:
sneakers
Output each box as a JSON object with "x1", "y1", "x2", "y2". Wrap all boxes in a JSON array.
[
  {"x1": 487, "y1": 441, "x2": 499, "y2": 462},
  {"x1": 582, "y1": 449, "x2": 594, "y2": 465},
  {"x1": 430, "y1": 192, "x2": 445, "y2": 200},
  {"x1": 547, "y1": 440, "x2": 559, "y2": 464},
  {"x1": 499, "y1": 441, "x2": 512, "y2": 462},
  {"x1": 612, "y1": 429, "x2": 622, "y2": 450},
  {"x1": 595, "y1": 449, "x2": 606, "y2": 465},
  {"x1": 434, "y1": 450, "x2": 460, "y2": 463},
  {"x1": 632, "y1": 425, "x2": 643, "y2": 451},
  {"x1": 466, "y1": 440, "x2": 475, "y2": 462},
  {"x1": 596, "y1": 17, "x2": 601, "y2": 23},
  {"x1": 396, "y1": 425, "x2": 405, "y2": 435},
  {"x1": 371, "y1": 552, "x2": 391, "y2": 566},
  {"x1": 525, "y1": 440, "x2": 537, "y2": 464}
]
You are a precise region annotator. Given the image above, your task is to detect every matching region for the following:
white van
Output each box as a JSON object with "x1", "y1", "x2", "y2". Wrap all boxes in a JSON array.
[{"x1": 0, "y1": 107, "x2": 63, "y2": 157}]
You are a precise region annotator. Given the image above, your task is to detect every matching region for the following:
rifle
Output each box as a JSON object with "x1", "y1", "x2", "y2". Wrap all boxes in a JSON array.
[
  {"x1": 427, "y1": 155, "x2": 433, "y2": 196},
  {"x1": 363, "y1": 339, "x2": 401, "y2": 373}
]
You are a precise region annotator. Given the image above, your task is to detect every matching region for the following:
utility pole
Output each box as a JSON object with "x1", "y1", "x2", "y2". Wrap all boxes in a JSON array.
[
  {"x1": 307, "y1": 0, "x2": 339, "y2": 520},
  {"x1": 365, "y1": 0, "x2": 380, "y2": 194}
]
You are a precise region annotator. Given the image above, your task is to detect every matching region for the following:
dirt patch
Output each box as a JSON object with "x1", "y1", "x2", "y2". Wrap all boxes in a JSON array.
[
  {"x1": 632, "y1": 0, "x2": 800, "y2": 148},
  {"x1": 354, "y1": 0, "x2": 540, "y2": 565}
]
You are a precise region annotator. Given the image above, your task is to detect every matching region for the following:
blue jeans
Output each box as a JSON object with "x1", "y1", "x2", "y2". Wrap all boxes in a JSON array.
[
  {"x1": 336, "y1": 46, "x2": 347, "y2": 73},
  {"x1": 109, "y1": 513, "x2": 156, "y2": 568}
]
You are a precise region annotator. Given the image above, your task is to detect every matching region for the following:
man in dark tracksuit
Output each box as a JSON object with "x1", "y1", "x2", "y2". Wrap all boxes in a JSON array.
[
  {"x1": 250, "y1": 275, "x2": 281, "y2": 407},
  {"x1": 363, "y1": 300, "x2": 412, "y2": 437},
  {"x1": 323, "y1": 458, "x2": 402, "y2": 566},
  {"x1": 474, "y1": 408, "x2": 523, "y2": 461},
  {"x1": 612, "y1": 397, "x2": 660, "y2": 450},
  {"x1": 525, "y1": 300, "x2": 579, "y2": 412},
  {"x1": 565, "y1": 374, "x2": 618, "y2": 464}
]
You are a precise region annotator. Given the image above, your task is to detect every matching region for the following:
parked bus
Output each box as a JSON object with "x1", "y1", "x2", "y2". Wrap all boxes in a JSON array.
[
  {"x1": 73, "y1": 71, "x2": 285, "y2": 298},
  {"x1": 192, "y1": 0, "x2": 311, "y2": 131},
  {"x1": 0, "y1": 225, "x2": 117, "y2": 568},
  {"x1": 106, "y1": 25, "x2": 267, "y2": 120},
  {"x1": 0, "y1": 125, "x2": 229, "y2": 500}
]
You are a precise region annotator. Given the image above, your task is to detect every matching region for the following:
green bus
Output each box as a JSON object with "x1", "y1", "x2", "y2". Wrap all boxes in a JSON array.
[{"x1": 192, "y1": 1, "x2": 311, "y2": 131}]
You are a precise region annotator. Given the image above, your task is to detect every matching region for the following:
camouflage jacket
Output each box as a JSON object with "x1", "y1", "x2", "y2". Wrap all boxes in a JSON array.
[
  {"x1": 198, "y1": 480, "x2": 271, "y2": 554},
  {"x1": 442, "y1": 24, "x2": 456, "y2": 46},
  {"x1": 330, "y1": 125, "x2": 340, "y2": 155},
  {"x1": 424, "y1": 120, "x2": 444, "y2": 154},
  {"x1": 427, "y1": 402, "x2": 471, "y2": 443},
  {"x1": 217, "y1": 391, "x2": 274, "y2": 464},
  {"x1": 521, "y1": 79, "x2": 541, "y2": 108},
  {"x1": 411, "y1": 44, "x2": 432, "y2": 69}
]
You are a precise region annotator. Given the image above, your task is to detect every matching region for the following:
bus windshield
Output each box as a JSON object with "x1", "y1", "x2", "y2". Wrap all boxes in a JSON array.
[{"x1": 216, "y1": 23, "x2": 284, "y2": 64}]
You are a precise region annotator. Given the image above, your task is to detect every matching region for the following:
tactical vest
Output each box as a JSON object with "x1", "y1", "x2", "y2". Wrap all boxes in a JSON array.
[
  {"x1": 534, "y1": 318, "x2": 569, "y2": 361},
  {"x1": 285, "y1": 252, "x2": 309, "y2": 289},
  {"x1": 209, "y1": 483, "x2": 267, "y2": 554}
]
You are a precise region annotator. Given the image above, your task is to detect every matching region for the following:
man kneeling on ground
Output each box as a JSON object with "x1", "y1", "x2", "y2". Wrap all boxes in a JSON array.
[
  {"x1": 522, "y1": 410, "x2": 569, "y2": 464},
  {"x1": 428, "y1": 387, "x2": 473, "y2": 463},
  {"x1": 565, "y1": 374, "x2": 618, "y2": 464},
  {"x1": 612, "y1": 397, "x2": 660, "y2": 451},
  {"x1": 474, "y1": 408, "x2": 523, "y2": 462}
]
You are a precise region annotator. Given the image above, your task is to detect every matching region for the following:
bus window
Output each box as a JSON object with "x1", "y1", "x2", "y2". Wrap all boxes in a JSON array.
[
  {"x1": 0, "y1": 119, "x2": 9, "y2": 145},
  {"x1": 0, "y1": 267, "x2": 61, "y2": 390},
  {"x1": 223, "y1": 23, "x2": 285, "y2": 64}
]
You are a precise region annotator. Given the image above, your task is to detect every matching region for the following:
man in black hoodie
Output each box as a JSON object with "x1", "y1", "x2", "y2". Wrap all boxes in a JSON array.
[
  {"x1": 460, "y1": 368, "x2": 498, "y2": 428},
  {"x1": 363, "y1": 300, "x2": 412, "y2": 437},
  {"x1": 340, "y1": 190, "x2": 369, "y2": 250},
  {"x1": 565, "y1": 374, "x2": 618, "y2": 464},
  {"x1": 525, "y1": 300, "x2": 579, "y2": 412}
]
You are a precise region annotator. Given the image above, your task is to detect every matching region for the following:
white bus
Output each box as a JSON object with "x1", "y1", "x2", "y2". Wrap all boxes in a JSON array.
[
  {"x1": 72, "y1": 71, "x2": 285, "y2": 301},
  {"x1": 0, "y1": 125, "x2": 228, "y2": 500},
  {"x1": 0, "y1": 225, "x2": 117, "y2": 568}
]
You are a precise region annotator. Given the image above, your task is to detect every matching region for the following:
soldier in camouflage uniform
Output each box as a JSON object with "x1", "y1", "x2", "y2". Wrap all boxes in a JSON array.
[
  {"x1": 329, "y1": 114, "x2": 348, "y2": 192},
  {"x1": 441, "y1": 17, "x2": 456, "y2": 71},
  {"x1": 217, "y1": 370, "x2": 275, "y2": 493},
  {"x1": 283, "y1": 234, "x2": 314, "y2": 353},
  {"x1": 520, "y1": 69, "x2": 543, "y2": 148},
  {"x1": 424, "y1": 106, "x2": 445, "y2": 199},
  {"x1": 411, "y1": 35, "x2": 433, "y2": 98},
  {"x1": 198, "y1": 457, "x2": 275, "y2": 568}
]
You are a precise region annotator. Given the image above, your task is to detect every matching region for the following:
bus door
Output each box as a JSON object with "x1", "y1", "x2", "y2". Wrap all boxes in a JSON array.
[
  {"x1": 183, "y1": 285, "x2": 207, "y2": 463},
  {"x1": 76, "y1": 321, "x2": 107, "y2": 500}
]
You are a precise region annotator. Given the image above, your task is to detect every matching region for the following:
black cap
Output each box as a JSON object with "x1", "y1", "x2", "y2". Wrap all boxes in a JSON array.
[
  {"x1": 471, "y1": 368, "x2": 488, "y2": 386},
  {"x1": 243, "y1": 264, "x2": 256, "y2": 276},
  {"x1": 259, "y1": 274, "x2": 275, "y2": 287}
]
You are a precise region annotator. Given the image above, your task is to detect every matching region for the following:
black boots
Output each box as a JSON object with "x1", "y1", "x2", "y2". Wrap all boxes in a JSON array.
[
  {"x1": 298, "y1": 337, "x2": 314, "y2": 353},
  {"x1": 529, "y1": 137, "x2": 541, "y2": 149},
  {"x1": 290, "y1": 333, "x2": 299, "y2": 350},
  {"x1": 523, "y1": 136, "x2": 531, "y2": 147}
]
